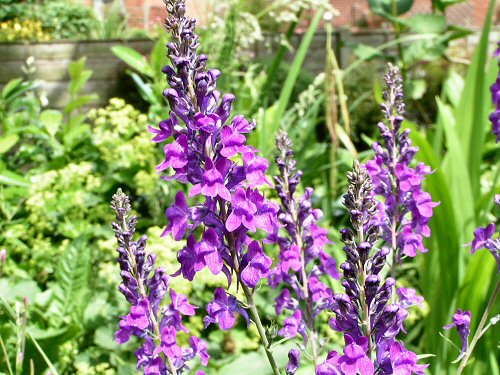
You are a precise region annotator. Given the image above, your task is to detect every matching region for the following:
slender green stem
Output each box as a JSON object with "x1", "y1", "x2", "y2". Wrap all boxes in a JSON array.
[
  {"x1": 0, "y1": 334, "x2": 13, "y2": 375},
  {"x1": 241, "y1": 285, "x2": 282, "y2": 375},
  {"x1": 456, "y1": 278, "x2": 500, "y2": 374}
]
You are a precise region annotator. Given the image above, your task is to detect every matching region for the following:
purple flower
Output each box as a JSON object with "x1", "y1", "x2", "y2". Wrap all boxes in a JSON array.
[
  {"x1": 197, "y1": 228, "x2": 224, "y2": 275},
  {"x1": 279, "y1": 245, "x2": 302, "y2": 274},
  {"x1": 111, "y1": 189, "x2": 206, "y2": 372},
  {"x1": 163, "y1": 191, "x2": 189, "y2": 240},
  {"x1": 240, "y1": 241, "x2": 272, "y2": 288},
  {"x1": 189, "y1": 158, "x2": 232, "y2": 201},
  {"x1": 275, "y1": 289, "x2": 298, "y2": 315},
  {"x1": 220, "y1": 124, "x2": 254, "y2": 157},
  {"x1": 286, "y1": 349, "x2": 301, "y2": 375},
  {"x1": 243, "y1": 152, "x2": 271, "y2": 187},
  {"x1": 318, "y1": 336, "x2": 374, "y2": 375},
  {"x1": 189, "y1": 336, "x2": 210, "y2": 366},
  {"x1": 396, "y1": 288, "x2": 424, "y2": 308},
  {"x1": 366, "y1": 64, "x2": 437, "y2": 263},
  {"x1": 226, "y1": 188, "x2": 258, "y2": 232},
  {"x1": 156, "y1": 134, "x2": 189, "y2": 172},
  {"x1": 279, "y1": 310, "x2": 306, "y2": 340},
  {"x1": 470, "y1": 223, "x2": 496, "y2": 253},
  {"x1": 316, "y1": 351, "x2": 342, "y2": 375},
  {"x1": 148, "y1": 115, "x2": 178, "y2": 143},
  {"x1": 444, "y1": 309, "x2": 471, "y2": 362},
  {"x1": 174, "y1": 235, "x2": 204, "y2": 281},
  {"x1": 490, "y1": 47, "x2": 500, "y2": 142},
  {"x1": 204, "y1": 288, "x2": 250, "y2": 330},
  {"x1": 115, "y1": 298, "x2": 150, "y2": 344},
  {"x1": 377, "y1": 341, "x2": 428, "y2": 375},
  {"x1": 339, "y1": 335, "x2": 374, "y2": 375},
  {"x1": 154, "y1": 326, "x2": 182, "y2": 359}
]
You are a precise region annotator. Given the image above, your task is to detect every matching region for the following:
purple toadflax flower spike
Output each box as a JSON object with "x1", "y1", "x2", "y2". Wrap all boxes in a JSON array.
[
  {"x1": 111, "y1": 189, "x2": 208, "y2": 375},
  {"x1": 490, "y1": 41, "x2": 500, "y2": 142},
  {"x1": 269, "y1": 131, "x2": 339, "y2": 369},
  {"x1": 148, "y1": 1, "x2": 282, "y2": 373},
  {"x1": 319, "y1": 162, "x2": 427, "y2": 375},
  {"x1": 443, "y1": 309, "x2": 471, "y2": 362},
  {"x1": 365, "y1": 64, "x2": 438, "y2": 283}
]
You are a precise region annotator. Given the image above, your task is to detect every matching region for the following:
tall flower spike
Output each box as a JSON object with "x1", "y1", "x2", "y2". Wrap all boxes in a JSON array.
[
  {"x1": 149, "y1": 1, "x2": 281, "y2": 373},
  {"x1": 111, "y1": 189, "x2": 208, "y2": 375},
  {"x1": 365, "y1": 63, "x2": 438, "y2": 280},
  {"x1": 490, "y1": 41, "x2": 500, "y2": 142},
  {"x1": 319, "y1": 162, "x2": 427, "y2": 375},
  {"x1": 270, "y1": 130, "x2": 339, "y2": 369}
]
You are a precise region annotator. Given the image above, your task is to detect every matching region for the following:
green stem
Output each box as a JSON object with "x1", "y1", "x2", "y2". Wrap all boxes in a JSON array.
[
  {"x1": 241, "y1": 285, "x2": 282, "y2": 375},
  {"x1": 456, "y1": 278, "x2": 500, "y2": 374},
  {"x1": 0, "y1": 334, "x2": 13, "y2": 375}
]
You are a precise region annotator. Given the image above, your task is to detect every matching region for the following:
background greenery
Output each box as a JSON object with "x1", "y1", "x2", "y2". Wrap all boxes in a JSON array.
[{"x1": 0, "y1": 0, "x2": 499, "y2": 374}]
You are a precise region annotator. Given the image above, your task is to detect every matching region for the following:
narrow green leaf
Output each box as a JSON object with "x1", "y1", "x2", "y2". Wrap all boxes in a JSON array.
[
  {"x1": 268, "y1": 9, "x2": 323, "y2": 157},
  {"x1": 111, "y1": 45, "x2": 153, "y2": 78},
  {"x1": 455, "y1": 0, "x2": 497, "y2": 197}
]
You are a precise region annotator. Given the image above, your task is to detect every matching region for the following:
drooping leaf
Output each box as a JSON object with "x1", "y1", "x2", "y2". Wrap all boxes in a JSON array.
[{"x1": 111, "y1": 45, "x2": 154, "y2": 78}]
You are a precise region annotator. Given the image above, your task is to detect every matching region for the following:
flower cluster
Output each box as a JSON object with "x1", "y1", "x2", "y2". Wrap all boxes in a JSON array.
[
  {"x1": 490, "y1": 43, "x2": 500, "y2": 142},
  {"x1": 319, "y1": 161, "x2": 427, "y2": 375},
  {"x1": 365, "y1": 64, "x2": 438, "y2": 265},
  {"x1": 270, "y1": 130, "x2": 339, "y2": 367},
  {"x1": 111, "y1": 189, "x2": 208, "y2": 374},
  {"x1": 152, "y1": 0, "x2": 279, "y2": 328},
  {"x1": 149, "y1": 1, "x2": 283, "y2": 373}
]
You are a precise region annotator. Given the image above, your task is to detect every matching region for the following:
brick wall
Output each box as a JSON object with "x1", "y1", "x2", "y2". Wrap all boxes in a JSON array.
[
  {"x1": 121, "y1": 0, "x2": 498, "y2": 30},
  {"x1": 125, "y1": 0, "x2": 211, "y2": 31}
]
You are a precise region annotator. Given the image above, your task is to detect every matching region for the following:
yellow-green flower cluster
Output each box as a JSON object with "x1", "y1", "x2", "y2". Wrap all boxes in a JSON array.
[{"x1": 0, "y1": 18, "x2": 50, "y2": 42}]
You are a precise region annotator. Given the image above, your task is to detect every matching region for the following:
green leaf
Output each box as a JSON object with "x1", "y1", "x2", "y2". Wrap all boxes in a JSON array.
[
  {"x1": 433, "y1": 0, "x2": 466, "y2": 11},
  {"x1": 353, "y1": 44, "x2": 383, "y2": 60},
  {"x1": 111, "y1": 45, "x2": 153, "y2": 78},
  {"x1": 68, "y1": 57, "x2": 93, "y2": 96},
  {"x1": 40, "y1": 109, "x2": 63, "y2": 138},
  {"x1": 1, "y1": 78, "x2": 23, "y2": 99},
  {"x1": 403, "y1": 14, "x2": 446, "y2": 34},
  {"x1": 0, "y1": 169, "x2": 30, "y2": 187},
  {"x1": 443, "y1": 70, "x2": 464, "y2": 108},
  {"x1": 63, "y1": 94, "x2": 98, "y2": 114},
  {"x1": 436, "y1": 98, "x2": 475, "y2": 238},
  {"x1": 51, "y1": 236, "x2": 91, "y2": 326},
  {"x1": 0, "y1": 134, "x2": 19, "y2": 154},
  {"x1": 266, "y1": 9, "x2": 323, "y2": 159},
  {"x1": 455, "y1": 0, "x2": 497, "y2": 198},
  {"x1": 368, "y1": 0, "x2": 414, "y2": 15}
]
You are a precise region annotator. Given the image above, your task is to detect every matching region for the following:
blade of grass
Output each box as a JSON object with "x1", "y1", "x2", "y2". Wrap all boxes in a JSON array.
[
  {"x1": 454, "y1": 0, "x2": 497, "y2": 198},
  {"x1": 0, "y1": 296, "x2": 59, "y2": 375},
  {"x1": 271, "y1": 10, "x2": 324, "y2": 129}
]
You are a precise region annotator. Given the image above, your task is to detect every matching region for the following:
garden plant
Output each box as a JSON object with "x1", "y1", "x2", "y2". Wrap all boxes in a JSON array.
[{"x1": 1, "y1": 0, "x2": 500, "y2": 374}]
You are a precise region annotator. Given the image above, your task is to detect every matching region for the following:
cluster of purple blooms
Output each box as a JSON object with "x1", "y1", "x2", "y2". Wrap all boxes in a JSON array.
[
  {"x1": 111, "y1": 189, "x2": 208, "y2": 374},
  {"x1": 146, "y1": 0, "x2": 284, "y2": 373},
  {"x1": 270, "y1": 131, "x2": 339, "y2": 367},
  {"x1": 490, "y1": 42, "x2": 500, "y2": 142},
  {"x1": 317, "y1": 161, "x2": 427, "y2": 375},
  {"x1": 365, "y1": 64, "x2": 438, "y2": 265},
  {"x1": 152, "y1": 0, "x2": 279, "y2": 331}
]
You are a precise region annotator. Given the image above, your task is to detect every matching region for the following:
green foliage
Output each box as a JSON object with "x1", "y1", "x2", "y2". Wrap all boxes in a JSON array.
[
  {"x1": 368, "y1": 0, "x2": 414, "y2": 15},
  {"x1": 38, "y1": 1, "x2": 95, "y2": 40}
]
